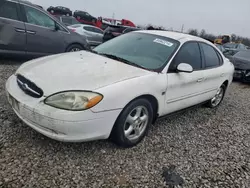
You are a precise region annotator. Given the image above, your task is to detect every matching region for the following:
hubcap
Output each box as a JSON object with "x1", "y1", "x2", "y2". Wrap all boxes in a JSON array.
[
  {"x1": 211, "y1": 87, "x2": 224, "y2": 107},
  {"x1": 124, "y1": 106, "x2": 149, "y2": 141},
  {"x1": 70, "y1": 48, "x2": 80, "y2": 52}
]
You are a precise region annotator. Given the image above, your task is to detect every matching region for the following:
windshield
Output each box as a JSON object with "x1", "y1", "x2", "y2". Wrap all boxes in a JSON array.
[
  {"x1": 93, "y1": 32, "x2": 180, "y2": 70},
  {"x1": 223, "y1": 43, "x2": 238, "y2": 49}
]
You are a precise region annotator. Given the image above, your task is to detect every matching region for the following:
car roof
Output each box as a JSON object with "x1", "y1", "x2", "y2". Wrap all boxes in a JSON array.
[
  {"x1": 56, "y1": 15, "x2": 75, "y2": 18},
  {"x1": 71, "y1": 24, "x2": 101, "y2": 29},
  {"x1": 12, "y1": 0, "x2": 33, "y2": 5},
  {"x1": 136, "y1": 30, "x2": 212, "y2": 43}
]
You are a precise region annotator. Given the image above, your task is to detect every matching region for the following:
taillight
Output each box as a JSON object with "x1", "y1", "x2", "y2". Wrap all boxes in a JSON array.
[{"x1": 70, "y1": 28, "x2": 76, "y2": 32}]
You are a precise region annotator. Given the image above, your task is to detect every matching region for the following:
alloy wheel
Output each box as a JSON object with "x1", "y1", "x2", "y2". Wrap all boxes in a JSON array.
[
  {"x1": 124, "y1": 106, "x2": 149, "y2": 141},
  {"x1": 211, "y1": 87, "x2": 224, "y2": 107},
  {"x1": 70, "y1": 48, "x2": 80, "y2": 52}
]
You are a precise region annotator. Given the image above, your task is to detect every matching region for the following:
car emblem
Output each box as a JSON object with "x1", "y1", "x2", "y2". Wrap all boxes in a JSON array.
[{"x1": 21, "y1": 83, "x2": 28, "y2": 90}]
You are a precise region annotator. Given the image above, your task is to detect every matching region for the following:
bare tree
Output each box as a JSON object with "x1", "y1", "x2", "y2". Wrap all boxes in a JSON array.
[{"x1": 188, "y1": 29, "x2": 199, "y2": 36}]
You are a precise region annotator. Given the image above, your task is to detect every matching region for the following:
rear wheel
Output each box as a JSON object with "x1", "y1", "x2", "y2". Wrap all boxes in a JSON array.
[
  {"x1": 66, "y1": 44, "x2": 83, "y2": 52},
  {"x1": 206, "y1": 84, "x2": 226, "y2": 108},
  {"x1": 111, "y1": 98, "x2": 153, "y2": 148}
]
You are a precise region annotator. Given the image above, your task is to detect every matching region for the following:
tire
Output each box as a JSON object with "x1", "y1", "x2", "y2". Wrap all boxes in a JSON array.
[
  {"x1": 206, "y1": 84, "x2": 226, "y2": 108},
  {"x1": 111, "y1": 98, "x2": 154, "y2": 148},
  {"x1": 66, "y1": 44, "x2": 83, "y2": 52}
]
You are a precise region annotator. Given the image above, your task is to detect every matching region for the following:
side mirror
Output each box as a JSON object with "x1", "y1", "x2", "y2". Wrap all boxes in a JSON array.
[{"x1": 176, "y1": 63, "x2": 193, "y2": 73}]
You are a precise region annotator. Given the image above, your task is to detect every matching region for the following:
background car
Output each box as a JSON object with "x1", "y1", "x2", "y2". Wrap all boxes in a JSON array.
[
  {"x1": 68, "y1": 24, "x2": 104, "y2": 47},
  {"x1": 54, "y1": 15, "x2": 80, "y2": 26},
  {"x1": 122, "y1": 27, "x2": 141, "y2": 34},
  {"x1": 229, "y1": 50, "x2": 250, "y2": 83},
  {"x1": 47, "y1": 6, "x2": 72, "y2": 16},
  {"x1": 214, "y1": 44, "x2": 233, "y2": 58},
  {"x1": 222, "y1": 42, "x2": 248, "y2": 56},
  {"x1": 73, "y1": 10, "x2": 97, "y2": 26},
  {"x1": 102, "y1": 25, "x2": 134, "y2": 43},
  {"x1": 0, "y1": 0, "x2": 90, "y2": 58}
]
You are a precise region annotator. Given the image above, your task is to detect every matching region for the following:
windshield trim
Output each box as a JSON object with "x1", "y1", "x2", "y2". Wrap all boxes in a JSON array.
[{"x1": 94, "y1": 32, "x2": 181, "y2": 72}]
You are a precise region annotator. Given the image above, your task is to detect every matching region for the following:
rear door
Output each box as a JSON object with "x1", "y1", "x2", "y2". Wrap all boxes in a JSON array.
[
  {"x1": 199, "y1": 42, "x2": 226, "y2": 98},
  {"x1": 20, "y1": 4, "x2": 66, "y2": 57},
  {"x1": 0, "y1": 0, "x2": 26, "y2": 55}
]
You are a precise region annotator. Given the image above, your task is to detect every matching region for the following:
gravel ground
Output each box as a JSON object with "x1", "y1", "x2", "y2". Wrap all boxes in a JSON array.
[{"x1": 0, "y1": 59, "x2": 250, "y2": 188}]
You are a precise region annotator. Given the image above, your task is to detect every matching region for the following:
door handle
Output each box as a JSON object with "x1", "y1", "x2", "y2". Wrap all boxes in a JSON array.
[
  {"x1": 15, "y1": 28, "x2": 26, "y2": 33},
  {"x1": 197, "y1": 78, "x2": 204, "y2": 82},
  {"x1": 26, "y1": 30, "x2": 36, "y2": 35}
]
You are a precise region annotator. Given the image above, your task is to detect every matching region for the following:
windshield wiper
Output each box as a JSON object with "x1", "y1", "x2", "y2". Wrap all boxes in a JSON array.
[{"x1": 98, "y1": 53, "x2": 147, "y2": 70}]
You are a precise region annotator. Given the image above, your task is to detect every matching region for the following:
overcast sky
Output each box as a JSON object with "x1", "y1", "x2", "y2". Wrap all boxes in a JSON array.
[{"x1": 30, "y1": 0, "x2": 250, "y2": 37}]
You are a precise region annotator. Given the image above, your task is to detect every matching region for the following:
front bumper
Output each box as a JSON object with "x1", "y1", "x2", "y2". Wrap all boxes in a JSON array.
[
  {"x1": 233, "y1": 69, "x2": 250, "y2": 82},
  {"x1": 5, "y1": 75, "x2": 122, "y2": 142}
]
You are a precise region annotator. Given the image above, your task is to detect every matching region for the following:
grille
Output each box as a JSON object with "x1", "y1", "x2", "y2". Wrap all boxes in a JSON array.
[{"x1": 16, "y1": 74, "x2": 44, "y2": 98}]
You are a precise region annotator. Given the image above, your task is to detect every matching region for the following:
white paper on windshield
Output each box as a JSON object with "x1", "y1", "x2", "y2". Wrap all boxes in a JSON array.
[{"x1": 153, "y1": 38, "x2": 173, "y2": 47}]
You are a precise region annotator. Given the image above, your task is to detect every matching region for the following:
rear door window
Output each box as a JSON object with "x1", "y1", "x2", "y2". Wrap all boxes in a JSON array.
[
  {"x1": 91, "y1": 27, "x2": 103, "y2": 34},
  {"x1": 83, "y1": 26, "x2": 94, "y2": 32},
  {"x1": 0, "y1": 0, "x2": 20, "y2": 21},
  {"x1": 200, "y1": 43, "x2": 221, "y2": 68}
]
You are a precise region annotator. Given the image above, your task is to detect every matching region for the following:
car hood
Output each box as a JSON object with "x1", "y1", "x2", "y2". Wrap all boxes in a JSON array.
[
  {"x1": 232, "y1": 56, "x2": 250, "y2": 70},
  {"x1": 16, "y1": 51, "x2": 151, "y2": 96}
]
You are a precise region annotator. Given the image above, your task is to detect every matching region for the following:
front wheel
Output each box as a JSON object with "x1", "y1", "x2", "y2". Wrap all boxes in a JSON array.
[
  {"x1": 111, "y1": 98, "x2": 153, "y2": 148},
  {"x1": 66, "y1": 44, "x2": 83, "y2": 52},
  {"x1": 206, "y1": 84, "x2": 226, "y2": 108}
]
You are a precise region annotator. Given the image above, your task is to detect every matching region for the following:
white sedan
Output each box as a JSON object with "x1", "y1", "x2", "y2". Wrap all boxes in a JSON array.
[{"x1": 5, "y1": 30, "x2": 234, "y2": 147}]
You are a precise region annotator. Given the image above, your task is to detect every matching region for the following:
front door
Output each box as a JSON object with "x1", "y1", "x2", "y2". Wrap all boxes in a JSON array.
[
  {"x1": 0, "y1": 0, "x2": 26, "y2": 55},
  {"x1": 165, "y1": 42, "x2": 207, "y2": 114},
  {"x1": 21, "y1": 4, "x2": 65, "y2": 57}
]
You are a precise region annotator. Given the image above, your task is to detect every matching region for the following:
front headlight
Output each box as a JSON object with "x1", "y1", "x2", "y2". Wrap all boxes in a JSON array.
[{"x1": 44, "y1": 91, "x2": 103, "y2": 111}]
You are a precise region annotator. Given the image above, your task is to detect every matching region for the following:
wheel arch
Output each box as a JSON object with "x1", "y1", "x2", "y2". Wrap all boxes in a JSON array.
[
  {"x1": 65, "y1": 43, "x2": 85, "y2": 52},
  {"x1": 222, "y1": 80, "x2": 229, "y2": 90},
  {"x1": 131, "y1": 94, "x2": 159, "y2": 124},
  {"x1": 113, "y1": 94, "x2": 159, "y2": 128},
  {"x1": 109, "y1": 94, "x2": 159, "y2": 140}
]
